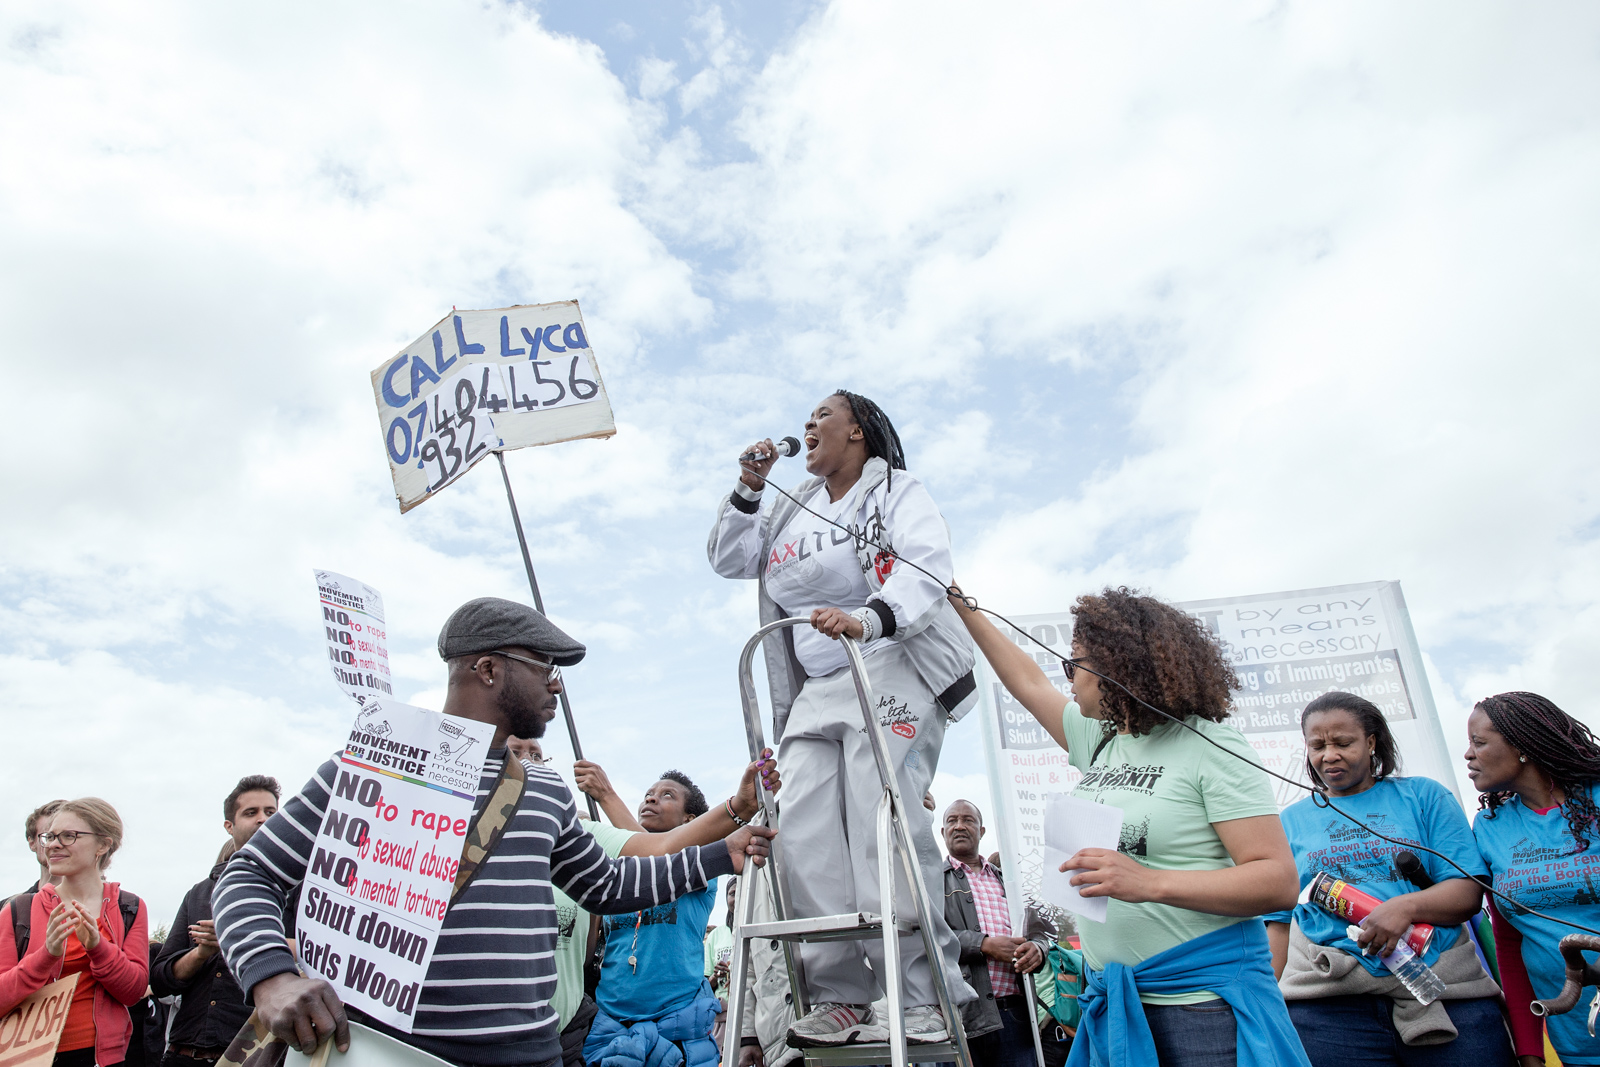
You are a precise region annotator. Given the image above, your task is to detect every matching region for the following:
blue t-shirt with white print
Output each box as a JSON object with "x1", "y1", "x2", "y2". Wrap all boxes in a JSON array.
[
  {"x1": 596, "y1": 879, "x2": 719, "y2": 1021},
  {"x1": 1267, "y1": 775, "x2": 1485, "y2": 976},
  {"x1": 1475, "y1": 783, "x2": 1600, "y2": 1065}
]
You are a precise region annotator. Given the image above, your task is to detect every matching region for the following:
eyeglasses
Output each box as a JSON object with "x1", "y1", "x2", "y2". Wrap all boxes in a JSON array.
[
  {"x1": 488, "y1": 650, "x2": 562, "y2": 685},
  {"x1": 37, "y1": 831, "x2": 98, "y2": 846}
]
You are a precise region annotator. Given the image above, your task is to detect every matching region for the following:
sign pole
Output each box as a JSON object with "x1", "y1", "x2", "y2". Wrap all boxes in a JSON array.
[{"x1": 495, "y1": 450, "x2": 600, "y2": 821}]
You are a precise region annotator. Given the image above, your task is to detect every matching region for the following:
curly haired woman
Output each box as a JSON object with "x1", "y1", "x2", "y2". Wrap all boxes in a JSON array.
[
  {"x1": 951, "y1": 587, "x2": 1306, "y2": 1067},
  {"x1": 1467, "y1": 691, "x2": 1600, "y2": 1067}
]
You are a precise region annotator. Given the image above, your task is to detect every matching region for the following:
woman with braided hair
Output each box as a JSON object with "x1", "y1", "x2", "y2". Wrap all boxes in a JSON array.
[
  {"x1": 950, "y1": 586, "x2": 1307, "y2": 1067},
  {"x1": 1467, "y1": 691, "x2": 1600, "y2": 1066},
  {"x1": 709, "y1": 391, "x2": 977, "y2": 1048}
]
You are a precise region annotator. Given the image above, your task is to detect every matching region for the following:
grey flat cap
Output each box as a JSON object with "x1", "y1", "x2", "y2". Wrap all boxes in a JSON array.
[{"x1": 437, "y1": 597, "x2": 587, "y2": 665}]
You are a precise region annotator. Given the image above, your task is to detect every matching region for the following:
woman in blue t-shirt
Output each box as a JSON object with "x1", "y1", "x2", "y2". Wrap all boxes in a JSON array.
[
  {"x1": 1266, "y1": 691, "x2": 1509, "y2": 1066},
  {"x1": 586, "y1": 772, "x2": 723, "y2": 1067},
  {"x1": 1468, "y1": 691, "x2": 1600, "y2": 1067}
]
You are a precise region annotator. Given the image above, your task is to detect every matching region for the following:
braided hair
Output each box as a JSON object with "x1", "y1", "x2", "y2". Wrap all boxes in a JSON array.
[
  {"x1": 1477, "y1": 691, "x2": 1600, "y2": 850},
  {"x1": 831, "y1": 390, "x2": 906, "y2": 488}
]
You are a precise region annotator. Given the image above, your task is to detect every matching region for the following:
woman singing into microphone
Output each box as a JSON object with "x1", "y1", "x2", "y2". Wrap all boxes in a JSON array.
[{"x1": 708, "y1": 391, "x2": 976, "y2": 1048}]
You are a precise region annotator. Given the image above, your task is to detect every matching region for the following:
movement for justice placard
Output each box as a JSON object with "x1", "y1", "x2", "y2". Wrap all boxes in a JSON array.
[{"x1": 294, "y1": 699, "x2": 494, "y2": 1031}]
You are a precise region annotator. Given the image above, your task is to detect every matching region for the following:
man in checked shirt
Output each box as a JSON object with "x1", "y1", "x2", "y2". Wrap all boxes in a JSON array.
[{"x1": 941, "y1": 801, "x2": 1054, "y2": 1067}]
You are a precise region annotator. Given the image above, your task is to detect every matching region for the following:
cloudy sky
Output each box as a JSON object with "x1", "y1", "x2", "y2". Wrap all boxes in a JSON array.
[{"x1": 2, "y1": 0, "x2": 1596, "y2": 921}]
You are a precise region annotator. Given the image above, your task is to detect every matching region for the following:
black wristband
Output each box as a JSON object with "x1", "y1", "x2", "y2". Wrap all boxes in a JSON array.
[
  {"x1": 866, "y1": 598, "x2": 896, "y2": 639},
  {"x1": 740, "y1": 1037, "x2": 761, "y2": 1048}
]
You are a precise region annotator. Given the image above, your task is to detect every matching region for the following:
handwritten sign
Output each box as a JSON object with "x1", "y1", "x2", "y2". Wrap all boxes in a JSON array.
[
  {"x1": 316, "y1": 571, "x2": 392, "y2": 706},
  {"x1": 0, "y1": 975, "x2": 81, "y2": 1067},
  {"x1": 371, "y1": 301, "x2": 616, "y2": 513},
  {"x1": 294, "y1": 699, "x2": 494, "y2": 1031}
]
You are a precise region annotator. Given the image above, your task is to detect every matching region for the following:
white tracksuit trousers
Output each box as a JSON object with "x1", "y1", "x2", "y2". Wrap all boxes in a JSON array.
[{"x1": 777, "y1": 642, "x2": 966, "y2": 1009}]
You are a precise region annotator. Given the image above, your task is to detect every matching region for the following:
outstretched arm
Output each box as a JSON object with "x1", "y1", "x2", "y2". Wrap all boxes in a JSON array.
[
  {"x1": 949, "y1": 589, "x2": 1070, "y2": 750},
  {"x1": 619, "y1": 753, "x2": 780, "y2": 858}
]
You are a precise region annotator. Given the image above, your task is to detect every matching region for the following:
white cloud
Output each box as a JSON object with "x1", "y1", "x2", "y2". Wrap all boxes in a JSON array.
[{"x1": 4, "y1": 0, "x2": 1597, "y2": 920}]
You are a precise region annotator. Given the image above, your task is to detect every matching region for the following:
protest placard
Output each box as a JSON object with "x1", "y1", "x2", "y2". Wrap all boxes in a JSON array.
[
  {"x1": 978, "y1": 580, "x2": 1453, "y2": 933},
  {"x1": 294, "y1": 699, "x2": 494, "y2": 1031},
  {"x1": 370, "y1": 301, "x2": 616, "y2": 513},
  {"x1": 0, "y1": 975, "x2": 80, "y2": 1067},
  {"x1": 316, "y1": 571, "x2": 392, "y2": 706}
]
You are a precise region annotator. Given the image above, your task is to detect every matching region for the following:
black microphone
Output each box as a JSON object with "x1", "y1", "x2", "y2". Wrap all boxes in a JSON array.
[
  {"x1": 740, "y1": 436, "x2": 802, "y2": 464},
  {"x1": 1396, "y1": 851, "x2": 1435, "y2": 890}
]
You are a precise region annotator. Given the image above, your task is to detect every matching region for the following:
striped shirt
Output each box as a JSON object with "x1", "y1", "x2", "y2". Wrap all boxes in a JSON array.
[{"x1": 214, "y1": 752, "x2": 734, "y2": 1067}]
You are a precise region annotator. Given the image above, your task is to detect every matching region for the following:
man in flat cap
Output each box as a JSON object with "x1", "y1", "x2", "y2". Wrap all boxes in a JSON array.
[{"x1": 215, "y1": 598, "x2": 772, "y2": 1067}]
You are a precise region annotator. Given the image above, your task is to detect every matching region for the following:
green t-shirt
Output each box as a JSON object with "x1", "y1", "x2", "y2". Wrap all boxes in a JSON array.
[
  {"x1": 1062, "y1": 701, "x2": 1277, "y2": 1004},
  {"x1": 703, "y1": 923, "x2": 735, "y2": 999},
  {"x1": 553, "y1": 820, "x2": 636, "y2": 1028}
]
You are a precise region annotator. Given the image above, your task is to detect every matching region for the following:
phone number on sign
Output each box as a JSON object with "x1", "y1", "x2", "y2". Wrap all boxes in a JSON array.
[{"x1": 384, "y1": 358, "x2": 599, "y2": 486}]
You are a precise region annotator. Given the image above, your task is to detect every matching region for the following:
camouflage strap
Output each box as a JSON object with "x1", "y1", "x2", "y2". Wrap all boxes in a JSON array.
[
  {"x1": 453, "y1": 750, "x2": 526, "y2": 899},
  {"x1": 219, "y1": 751, "x2": 528, "y2": 1067}
]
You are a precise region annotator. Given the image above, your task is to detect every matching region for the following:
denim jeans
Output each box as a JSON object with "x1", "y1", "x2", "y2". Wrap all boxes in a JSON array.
[
  {"x1": 935, "y1": 994, "x2": 1041, "y2": 1067},
  {"x1": 1287, "y1": 995, "x2": 1512, "y2": 1067},
  {"x1": 965, "y1": 996, "x2": 1040, "y2": 1067},
  {"x1": 1143, "y1": 999, "x2": 1237, "y2": 1067}
]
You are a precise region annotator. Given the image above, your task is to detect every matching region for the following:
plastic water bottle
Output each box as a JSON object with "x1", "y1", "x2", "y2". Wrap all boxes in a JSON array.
[{"x1": 1347, "y1": 925, "x2": 1446, "y2": 1005}]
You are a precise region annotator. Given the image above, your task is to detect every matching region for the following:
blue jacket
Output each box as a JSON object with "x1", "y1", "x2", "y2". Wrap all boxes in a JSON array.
[
  {"x1": 582, "y1": 981, "x2": 722, "y2": 1067},
  {"x1": 1067, "y1": 920, "x2": 1310, "y2": 1067}
]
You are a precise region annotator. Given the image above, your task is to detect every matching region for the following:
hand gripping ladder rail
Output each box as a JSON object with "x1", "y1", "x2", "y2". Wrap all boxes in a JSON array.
[{"x1": 720, "y1": 618, "x2": 974, "y2": 1067}]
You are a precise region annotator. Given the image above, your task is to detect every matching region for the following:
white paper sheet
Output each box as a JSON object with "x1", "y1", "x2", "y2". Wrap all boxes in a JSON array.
[{"x1": 1037, "y1": 792, "x2": 1124, "y2": 924}]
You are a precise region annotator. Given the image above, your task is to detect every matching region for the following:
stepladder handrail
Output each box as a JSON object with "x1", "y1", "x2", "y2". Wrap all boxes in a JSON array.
[{"x1": 725, "y1": 617, "x2": 977, "y2": 1067}]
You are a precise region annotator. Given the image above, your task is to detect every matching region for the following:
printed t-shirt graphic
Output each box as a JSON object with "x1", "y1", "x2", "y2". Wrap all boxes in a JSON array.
[
  {"x1": 597, "y1": 878, "x2": 719, "y2": 1021},
  {"x1": 1475, "y1": 783, "x2": 1600, "y2": 1065},
  {"x1": 552, "y1": 820, "x2": 635, "y2": 1028},
  {"x1": 1267, "y1": 776, "x2": 1484, "y2": 974},
  {"x1": 763, "y1": 486, "x2": 875, "y2": 677},
  {"x1": 1062, "y1": 701, "x2": 1278, "y2": 1004}
]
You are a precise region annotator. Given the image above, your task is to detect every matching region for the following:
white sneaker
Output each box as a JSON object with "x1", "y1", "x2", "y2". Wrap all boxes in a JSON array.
[
  {"x1": 902, "y1": 1005, "x2": 949, "y2": 1044},
  {"x1": 786, "y1": 1004, "x2": 886, "y2": 1048}
]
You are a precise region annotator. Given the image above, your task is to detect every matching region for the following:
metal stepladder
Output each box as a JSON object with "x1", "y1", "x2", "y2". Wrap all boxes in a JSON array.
[{"x1": 720, "y1": 618, "x2": 975, "y2": 1067}]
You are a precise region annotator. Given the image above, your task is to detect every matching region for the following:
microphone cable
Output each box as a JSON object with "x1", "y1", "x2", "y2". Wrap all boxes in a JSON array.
[{"x1": 733, "y1": 457, "x2": 1600, "y2": 939}]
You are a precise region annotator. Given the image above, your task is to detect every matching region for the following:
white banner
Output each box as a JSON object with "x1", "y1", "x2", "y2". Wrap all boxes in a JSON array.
[
  {"x1": 316, "y1": 570, "x2": 393, "y2": 706},
  {"x1": 371, "y1": 301, "x2": 616, "y2": 513},
  {"x1": 294, "y1": 699, "x2": 494, "y2": 1031},
  {"x1": 980, "y1": 580, "x2": 1453, "y2": 933}
]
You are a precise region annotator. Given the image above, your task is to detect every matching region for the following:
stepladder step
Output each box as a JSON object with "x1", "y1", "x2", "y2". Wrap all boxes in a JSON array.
[{"x1": 738, "y1": 911, "x2": 919, "y2": 943}]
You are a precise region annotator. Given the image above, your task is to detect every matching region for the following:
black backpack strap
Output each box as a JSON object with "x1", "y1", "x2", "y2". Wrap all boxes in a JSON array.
[
  {"x1": 118, "y1": 890, "x2": 140, "y2": 937},
  {"x1": 9, "y1": 890, "x2": 137, "y2": 956},
  {"x1": 9, "y1": 891, "x2": 36, "y2": 958},
  {"x1": 1090, "y1": 731, "x2": 1116, "y2": 766}
]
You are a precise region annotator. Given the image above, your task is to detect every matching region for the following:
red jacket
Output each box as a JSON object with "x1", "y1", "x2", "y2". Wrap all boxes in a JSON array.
[{"x1": 0, "y1": 881, "x2": 150, "y2": 1067}]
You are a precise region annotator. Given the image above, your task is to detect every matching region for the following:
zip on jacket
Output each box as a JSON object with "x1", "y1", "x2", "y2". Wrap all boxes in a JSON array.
[
  {"x1": 708, "y1": 456, "x2": 977, "y2": 742},
  {"x1": 0, "y1": 881, "x2": 150, "y2": 1067}
]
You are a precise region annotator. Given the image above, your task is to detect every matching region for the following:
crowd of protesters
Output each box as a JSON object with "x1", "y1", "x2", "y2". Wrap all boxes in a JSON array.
[
  {"x1": 3, "y1": 635, "x2": 1600, "y2": 1067},
  {"x1": 3, "y1": 395, "x2": 1599, "y2": 1067}
]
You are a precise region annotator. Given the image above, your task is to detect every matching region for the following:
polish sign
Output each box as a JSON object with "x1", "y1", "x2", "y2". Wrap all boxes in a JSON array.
[
  {"x1": 316, "y1": 570, "x2": 392, "y2": 707},
  {"x1": 979, "y1": 580, "x2": 1452, "y2": 933},
  {"x1": 371, "y1": 301, "x2": 616, "y2": 513},
  {"x1": 294, "y1": 699, "x2": 494, "y2": 1031},
  {"x1": 0, "y1": 975, "x2": 80, "y2": 1067}
]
